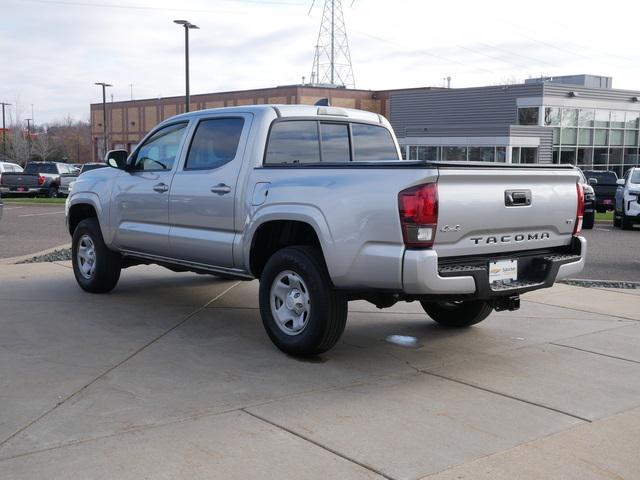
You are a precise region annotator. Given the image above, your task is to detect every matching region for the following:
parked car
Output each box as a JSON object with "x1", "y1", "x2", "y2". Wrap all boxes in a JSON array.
[
  {"x1": 0, "y1": 161, "x2": 24, "y2": 195},
  {"x1": 614, "y1": 167, "x2": 640, "y2": 230},
  {"x1": 577, "y1": 169, "x2": 595, "y2": 229},
  {"x1": 0, "y1": 161, "x2": 75, "y2": 197},
  {"x1": 0, "y1": 191, "x2": 3, "y2": 222},
  {"x1": 583, "y1": 170, "x2": 618, "y2": 213},
  {"x1": 59, "y1": 163, "x2": 108, "y2": 196},
  {"x1": 66, "y1": 105, "x2": 586, "y2": 356}
]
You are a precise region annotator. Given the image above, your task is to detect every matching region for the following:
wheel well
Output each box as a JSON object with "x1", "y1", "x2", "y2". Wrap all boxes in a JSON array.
[
  {"x1": 250, "y1": 220, "x2": 322, "y2": 278},
  {"x1": 68, "y1": 203, "x2": 98, "y2": 235}
]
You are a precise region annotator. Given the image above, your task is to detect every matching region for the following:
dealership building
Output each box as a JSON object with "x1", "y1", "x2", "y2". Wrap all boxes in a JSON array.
[{"x1": 90, "y1": 74, "x2": 640, "y2": 177}]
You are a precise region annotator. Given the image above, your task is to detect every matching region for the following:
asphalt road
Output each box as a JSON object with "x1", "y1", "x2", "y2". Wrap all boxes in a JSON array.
[
  {"x1": 0, "y1": 204, "x2": 69, "y2": 259},
  {"x1": 579, "y1": 222, "x2": 640, "y2": 282}
]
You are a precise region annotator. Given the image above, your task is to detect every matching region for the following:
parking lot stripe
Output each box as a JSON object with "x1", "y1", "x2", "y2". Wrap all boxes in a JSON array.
[
  {"x1": 18, "y1": 211, "x2": 65, "y2": 217},
  {"x1": 0, "y1": 281, "x2": 241, "y2": 449}
]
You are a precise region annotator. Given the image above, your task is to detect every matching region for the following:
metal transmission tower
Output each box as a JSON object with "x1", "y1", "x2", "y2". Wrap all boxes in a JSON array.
[{"x1": 309, "y1": 0, "x2": 355, "y2": 88}]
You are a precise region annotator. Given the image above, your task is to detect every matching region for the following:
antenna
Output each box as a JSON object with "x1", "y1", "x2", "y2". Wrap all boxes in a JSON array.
[{"x1": 309, "y1": 0, "x2": 355, "y2": 88}]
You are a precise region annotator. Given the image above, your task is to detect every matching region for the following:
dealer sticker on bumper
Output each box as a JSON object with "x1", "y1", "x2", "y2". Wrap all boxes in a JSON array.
[{"x1": 489, "y1": 259, "x2": 518, "y2": 284}]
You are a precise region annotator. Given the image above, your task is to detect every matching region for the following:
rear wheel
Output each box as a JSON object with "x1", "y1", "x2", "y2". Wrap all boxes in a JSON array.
[
  {"x1": 72, "y1": 218, "x2": 122, "y2": 293},
  {"x1": 420, "y1": 300, "x2": 493, "y2": 328},
  {"x1": 613, "y1": 211, "x2": 622, "y2": 228},
  {"x1": 47, "y1": 187, "x2": 58, "y2": 198},
  {"x1": 258, "y1": 246, "x2": 347, "y2": 356},
  {"x1": 582, "y1": 211, "x2": 594, "y2": 230}
]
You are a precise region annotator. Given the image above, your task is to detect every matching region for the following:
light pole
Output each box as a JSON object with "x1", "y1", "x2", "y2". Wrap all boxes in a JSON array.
[
  {"x1": 173, "y1": 20, "x2": 199, "y2": 113},
  {"x1": 0, "y1": 102, "x2": 9, "y2": 157},
  {"x1": 94, "y1": 82, "x2": 112, "y2": 158},
  {"x1": 25, "y1": 118, "x2": 32, "y2": 162}
]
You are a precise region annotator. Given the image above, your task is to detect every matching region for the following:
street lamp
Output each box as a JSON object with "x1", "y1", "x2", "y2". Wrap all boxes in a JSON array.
[
  {"x1": 0, "y1": 102, "x2": 10, "y2": 157},
  {"x1": 94, "y1": 82, "x2": 112, "y2": 158},
  {"x1": 173, "y1": 20, "x2": 199, "y2": 113},
  {"x1": 25, "y1": 118, "x2": 33, "y2": 162}
]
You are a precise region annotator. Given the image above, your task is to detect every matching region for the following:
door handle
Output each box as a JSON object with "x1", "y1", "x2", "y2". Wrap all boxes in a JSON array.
[
  {"x1": 153, "y1": 183, "x2": 169, "y2": 193},
  {"x1": 210, "y1": 183, "x2": 232, "y2": 195}
]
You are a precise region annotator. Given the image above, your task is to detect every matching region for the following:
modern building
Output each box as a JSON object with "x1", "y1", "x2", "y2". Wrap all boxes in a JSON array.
[
  {"x1": 394, "y1": 74, "x2": 640, "y2": 177},
  {"x1": 90, "y1": 74, "x2": 640, "y2": 177}
]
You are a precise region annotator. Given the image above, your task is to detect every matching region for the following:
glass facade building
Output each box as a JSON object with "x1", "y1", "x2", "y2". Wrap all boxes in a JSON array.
[{"x1": 388, "y1": 75, "x2": 640, "y2": 172}]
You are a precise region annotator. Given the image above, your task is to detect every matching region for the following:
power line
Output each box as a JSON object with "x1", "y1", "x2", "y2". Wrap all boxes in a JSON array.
[{"x1": 21, "y1": 0, "x2": 304, "y2": 13}]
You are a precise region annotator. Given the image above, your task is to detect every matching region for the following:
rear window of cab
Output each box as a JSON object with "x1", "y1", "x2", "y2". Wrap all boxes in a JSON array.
[{"x1": 264, "y1": 120, "x2": 399, "y2": 165}]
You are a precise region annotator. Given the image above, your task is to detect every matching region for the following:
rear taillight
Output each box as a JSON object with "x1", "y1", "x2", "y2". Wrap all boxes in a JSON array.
[
  {"x1": 573, "y1": 182, "x2": 584, "y2": 235},
  {"x1": 398, "y1": 183, "x2": 438, "y2": 248},
  {"x1": 38, "y1": 175, "x2": 45, "y2": 185}
]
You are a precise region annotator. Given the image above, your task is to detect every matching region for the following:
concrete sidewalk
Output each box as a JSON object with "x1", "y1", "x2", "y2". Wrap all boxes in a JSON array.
[{"x1": 0, "y1": 262, "x2": 639, "y2": 479}]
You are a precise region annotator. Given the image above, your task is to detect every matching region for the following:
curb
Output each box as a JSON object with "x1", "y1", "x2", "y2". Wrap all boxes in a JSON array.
[
  {"x1": 0, "y1": 243, "x2": 72, "y2": 265},
  {"x1": 561, "y1": 278, "x2": 640, "y2": 289}
]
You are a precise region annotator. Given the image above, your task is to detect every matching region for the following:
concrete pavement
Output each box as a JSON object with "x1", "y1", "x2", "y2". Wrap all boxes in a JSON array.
[{"x1": 0, "y1": 262, "x2": 639, "y2": 479}]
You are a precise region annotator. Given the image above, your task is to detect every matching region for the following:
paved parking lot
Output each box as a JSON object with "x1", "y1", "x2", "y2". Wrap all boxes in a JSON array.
[
  {"x1": 1, "y1": 262, "x2": 638, "y2": 479},
  {"x1": 580, "y1": 223, "x2": 640, "y2": 282},
  {"x1": 0, "y1": 204, "x2": 68, "y2": 259}
]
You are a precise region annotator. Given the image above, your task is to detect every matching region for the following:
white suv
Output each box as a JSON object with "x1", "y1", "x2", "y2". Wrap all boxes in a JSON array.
[{"x1": 614, "y1": 167, "x2": 640, "y2": 230}]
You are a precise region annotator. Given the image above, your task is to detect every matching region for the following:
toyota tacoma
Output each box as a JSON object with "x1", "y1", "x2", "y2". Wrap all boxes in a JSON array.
[{"x1": 66, "y1": 105, "x2": 587, "y2": 356}]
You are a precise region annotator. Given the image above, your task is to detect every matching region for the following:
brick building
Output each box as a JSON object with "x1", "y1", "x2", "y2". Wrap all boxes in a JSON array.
[{"x1": 89, "y1": 84, "x2": 415, "y2": 160}]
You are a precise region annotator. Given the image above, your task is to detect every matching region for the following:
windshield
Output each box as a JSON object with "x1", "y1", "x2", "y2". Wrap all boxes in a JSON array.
[
  {"x1": 631, "y1": 170, "x2": 640, "y2": 184},
  {"x1": 24, "y1": 163, "x2": 56, "y2": 174}
]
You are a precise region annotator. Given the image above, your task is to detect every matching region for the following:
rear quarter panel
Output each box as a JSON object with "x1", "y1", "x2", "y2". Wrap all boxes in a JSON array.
[{"x1": 244, "y1": 166, "x2": 438, "y2": 289}]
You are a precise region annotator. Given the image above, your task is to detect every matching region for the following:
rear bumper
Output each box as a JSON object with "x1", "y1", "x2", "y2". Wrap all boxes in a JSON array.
[
  {"x1": 0, "y1": 187, "x2": 46, "y2": 195},
  {"x1": 402, "y1": 236, "x2": 586, "y2": 299}
]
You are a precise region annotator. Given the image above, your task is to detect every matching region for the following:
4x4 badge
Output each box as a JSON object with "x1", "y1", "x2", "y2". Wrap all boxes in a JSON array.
[{"x1": 440, "y1": 225, "x2": 461, "y2": 232}]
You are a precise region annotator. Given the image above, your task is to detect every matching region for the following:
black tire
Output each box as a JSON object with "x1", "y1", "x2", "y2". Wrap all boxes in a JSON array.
[
  {"x1": 72, "y1": 218, "x2": 122, "y2": 293},
  {"x1": 613, "y1": 211, "x2": 621, "y2": 228},
  {"x1": 258, "y1": 246, "x2": 347, "y2": 356},
  {"x1": 47, "y1": 187, "x2": 59, "y2": 198},
  {"x1": 622, "y1": 215, "x2": 634, "y2": 230},
  {"x1": 420, "y1": 300, "x2": 493, "y2": 328},
  {"x1": 582, "y1": 211, "x2": 594, "y2": 230}
]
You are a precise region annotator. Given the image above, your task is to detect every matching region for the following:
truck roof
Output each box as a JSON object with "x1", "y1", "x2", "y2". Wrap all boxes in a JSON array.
[{"x1": 165, "y1": 104, "x2": 386, "y2": 126}]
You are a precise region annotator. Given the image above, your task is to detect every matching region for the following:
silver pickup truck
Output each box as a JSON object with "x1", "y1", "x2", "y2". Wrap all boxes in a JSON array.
[{"x1": 66, "y1": 105, "x2": 586, "y2": 356}]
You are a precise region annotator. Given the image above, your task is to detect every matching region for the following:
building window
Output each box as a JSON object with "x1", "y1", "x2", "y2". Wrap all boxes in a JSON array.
[
  {"x1": 442, "y1": 146, "x2": 467, "y2": 161},
  {"x1": 518, "y1": 107, "x2": 539, "y2": 126},
  {"x1": 561, "y1": 109, "x2": 579, "y2": 127},
  {"x1": 468, "y1": 147, "x2": 494, "y2": 162},
  {"x1": 495, "y1": 147, "x2": 506, "y2": 162},
  {"x1": 520, "y1": 147, "x2": 538, "y2": 163},
  {"x1": 578, "y1": 109, "x2": 595, "y2": 127},
  {"x1": 544, "y1": 107, "x2": 561, "y2": 126}
]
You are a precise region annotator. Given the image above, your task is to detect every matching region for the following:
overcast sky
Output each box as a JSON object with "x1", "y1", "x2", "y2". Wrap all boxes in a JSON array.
[{"x1": 2, "y1": 0, "x2": 640, "y2": 125}]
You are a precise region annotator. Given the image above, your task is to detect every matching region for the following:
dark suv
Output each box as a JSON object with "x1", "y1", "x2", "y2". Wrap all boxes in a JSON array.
[{"x1": 583, "y1": 170, "x2": 618, "y2": 213}]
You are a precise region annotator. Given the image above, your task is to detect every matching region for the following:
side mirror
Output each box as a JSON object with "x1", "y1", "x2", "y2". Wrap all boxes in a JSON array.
[
  {"x1": 616, "y1": 179, "x2": 626, "y2": 186},
  {"x1": 588, "y1": 178, "x2": 598, "y2": 185},
  {"x1": 105, "y1": 150, "x2": 129, "y2": 170}
]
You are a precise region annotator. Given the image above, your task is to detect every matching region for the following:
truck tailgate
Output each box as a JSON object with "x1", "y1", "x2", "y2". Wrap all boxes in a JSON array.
[
  {"x1": 0, "y1": 173, "x2": 40, "y2": 187},
  {"x1": 435, "y1": 166, "x2": 580, "y2": 258}
]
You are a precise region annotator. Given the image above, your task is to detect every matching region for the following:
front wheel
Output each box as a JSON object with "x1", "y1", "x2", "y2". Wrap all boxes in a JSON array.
[
  {"x1": 72, "y1": 218, "x2": 122, "y2": 293},
  {"x1": 259, "y1": 246, "x2": 347, "y2": 356},
  {"x1": 420, "y1": 300, "x2": 493, "y2": 328},
  {"x1": 47, "y1": 187, "x2": 59, "y2": 198}
]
